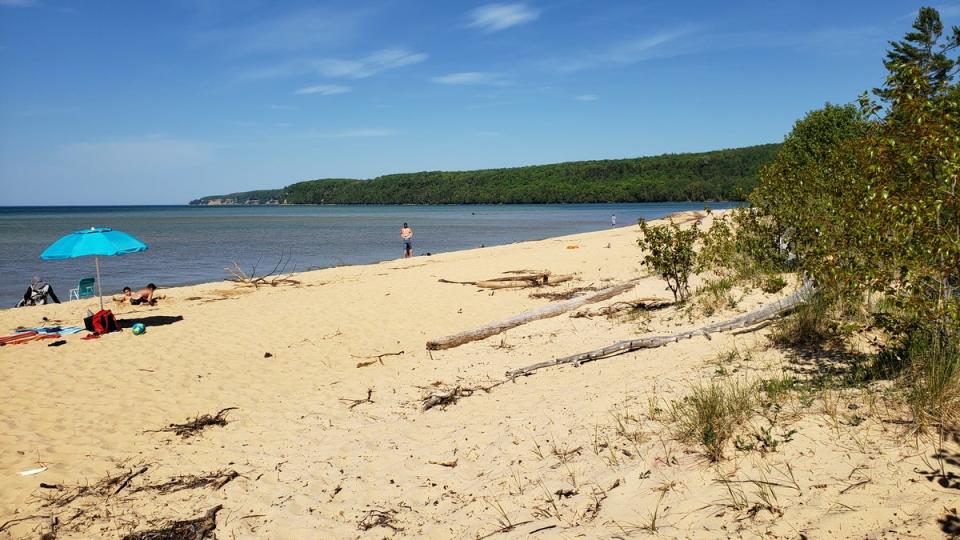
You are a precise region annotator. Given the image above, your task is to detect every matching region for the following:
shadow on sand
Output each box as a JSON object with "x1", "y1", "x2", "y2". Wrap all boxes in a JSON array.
[{"x1": 119, "y1": 315, "x2": 184, "y2": 329}]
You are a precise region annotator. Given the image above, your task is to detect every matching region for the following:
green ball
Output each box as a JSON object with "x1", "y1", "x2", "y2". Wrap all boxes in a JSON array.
[{"x1": 131, "y1": 323, "x2": 146, "y2": 335}]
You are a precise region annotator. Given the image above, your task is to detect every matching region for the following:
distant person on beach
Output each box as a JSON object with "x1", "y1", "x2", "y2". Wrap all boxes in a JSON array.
[
  {"x1": 16, "y1": 276, "x2": 61, "y2": 307},
  {"x1": 611, "y1": 214, "x2": 617, "y2": 227},
  {"x1": 400, "y1": 223, "x2": 413, "y2": 258}
]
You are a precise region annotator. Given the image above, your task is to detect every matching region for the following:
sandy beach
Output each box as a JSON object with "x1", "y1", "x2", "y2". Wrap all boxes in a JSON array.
[{"x1": 0, "y1": 212, "x2": 955, "y2": 539}]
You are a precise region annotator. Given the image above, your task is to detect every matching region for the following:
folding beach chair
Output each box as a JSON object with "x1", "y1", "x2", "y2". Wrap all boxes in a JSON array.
[{"x1": 69, "y1": 277, "x2": 96, "y2": 301}]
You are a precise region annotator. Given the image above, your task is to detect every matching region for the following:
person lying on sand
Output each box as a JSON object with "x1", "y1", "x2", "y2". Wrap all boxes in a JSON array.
[{"x1": 113, "y1": 284, "x2": 162, "y2": 306}]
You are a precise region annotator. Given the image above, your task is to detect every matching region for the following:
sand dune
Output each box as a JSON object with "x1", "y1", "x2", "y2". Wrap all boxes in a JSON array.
[{"x1": 0, "y1": 213, "x2": 955, "y2": 539}]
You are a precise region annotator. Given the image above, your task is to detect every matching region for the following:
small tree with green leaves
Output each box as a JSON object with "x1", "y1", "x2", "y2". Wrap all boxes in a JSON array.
[{"x1": 637, "y1": 218, "x2": 700, "y2": 302}]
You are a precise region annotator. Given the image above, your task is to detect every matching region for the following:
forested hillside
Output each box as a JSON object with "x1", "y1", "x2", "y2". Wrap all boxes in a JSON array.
[{"x1": 191, "y1": 144, "x2": 780, "y2": 205}]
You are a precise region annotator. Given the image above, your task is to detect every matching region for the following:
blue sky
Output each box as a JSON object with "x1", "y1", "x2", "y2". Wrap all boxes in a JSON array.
[{"x1": 0, "y1": 1, "x2": 955, "y2": 205}]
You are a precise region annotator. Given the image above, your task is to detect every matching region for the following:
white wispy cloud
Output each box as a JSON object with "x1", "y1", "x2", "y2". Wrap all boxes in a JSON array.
[
  {"x1": 294, "y1": 84, "x2": 351, "y2": 96},
  {"x1": 328, "y1": 128, "x2": 395, "y2": 138},
  {"x1": 468, "y1": 3, "x2": 540, "y2": 32},
  {"x1": 196, "y1": 7, "x2": 370, "y2": 55},
  {"x1": 431, "y1": 72, "x2": 511, "y2": 86},
  {"x1": 243, "y1": 48, "x2": 427, "y2": 80},
  {"x1": 544, "y1": 28, "x2": 695, "y2": 72},
  {"x1": 575, "y1": 94, "x2": 598, "y2": 101},
  {"x1": 314, "y1": 49, "x2": 427, "y2": 78}
]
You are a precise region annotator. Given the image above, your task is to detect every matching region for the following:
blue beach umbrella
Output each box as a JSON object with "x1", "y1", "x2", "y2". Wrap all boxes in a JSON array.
[{"x1": 41, "y1": 227, "x2": 148, "y2": 311}]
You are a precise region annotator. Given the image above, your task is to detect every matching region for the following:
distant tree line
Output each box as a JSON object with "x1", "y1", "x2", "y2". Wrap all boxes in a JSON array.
[
  {"x1": 190, "y1": 144, "x2": 780, "y2": 205},
  {"x1": 190, "y1": 189, "x2": 285, "y2": 205}
]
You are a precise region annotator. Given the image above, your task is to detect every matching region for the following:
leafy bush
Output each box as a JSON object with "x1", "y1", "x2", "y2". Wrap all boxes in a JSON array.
[
  {"x1": 749, "y1": 8, "x2": 959, "y2": 426},
  {"x1": 698, "y1": 208, "x2": 790, "y2": 285},
  {"x1": 637, "y1": 218, "x2": 699, "y2": 302}
]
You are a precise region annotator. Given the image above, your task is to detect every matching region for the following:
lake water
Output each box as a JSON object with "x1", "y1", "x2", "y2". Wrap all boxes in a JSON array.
[{"x1": 0, "y1": 203, "x2": 730, "y2": 307}]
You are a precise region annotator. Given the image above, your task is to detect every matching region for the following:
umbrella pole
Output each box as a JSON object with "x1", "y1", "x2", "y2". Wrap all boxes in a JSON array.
[{"x1": 95, "y1": 256, "x2": 103, "y2": 311}]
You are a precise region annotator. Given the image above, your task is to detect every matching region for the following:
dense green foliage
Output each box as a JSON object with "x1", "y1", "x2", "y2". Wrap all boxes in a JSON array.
[
  {"x1": 285, "y1": 145, "x2": 778, "y2": 204},
  {"x1": 747, "y1": 6, "x2": 959, "y2": 429},
  {"x1": 192, "y1": 144, "x2": 780, "y2": 205},
  {"x1": 753, "y1": 6, "x2": 959, "y2": 331}
]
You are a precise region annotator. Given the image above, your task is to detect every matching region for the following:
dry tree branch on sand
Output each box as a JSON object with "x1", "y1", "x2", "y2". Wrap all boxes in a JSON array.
[
  {"x1": 420, "y1": 380, "x2": 508, "y2": 411},
  {"x1": 357, "y1": 505, "x2": 411, "y2": 532},
  {"x1": 570, "y1": 297, "x2": 673, "y2": 319},
  {"x1": 439, "y1": 270, "x2": 574, "y2": 289},
  {"x1": 529, "y1": 285, "x2": 600, "y2": 301},
  {"x1": 225, "y1": 252, "x2": 300, "y2": 288},
  {"x1": 131, "y1": 470, "x2": 240, "y2": 495},
  {"x1": 121, "y1": 505, "x2": 222, "y2": 540},
  {"x1": 353, "y1": 350, "x2": 404, "y2": 368},
  {"x1": 36, "y1": 465, "x2": 150, "y2": 508},
  {"x1": 340, "y1": 389, "x2": 375, "y2": 409},
  {"x1": 145, "y1": 408, "x2": 237, "y2": 438}
]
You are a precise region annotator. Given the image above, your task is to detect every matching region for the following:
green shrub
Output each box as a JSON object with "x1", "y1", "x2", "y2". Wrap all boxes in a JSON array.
[
  {"x1": 698, "y1": 208, "x2": 790, "y2": 287},
  {"x1": 637, "y1": 218, "x2": 699, "y2": 302},
  {"x1": 760, "y1": 276, "x2": 787, "y2": 294}
]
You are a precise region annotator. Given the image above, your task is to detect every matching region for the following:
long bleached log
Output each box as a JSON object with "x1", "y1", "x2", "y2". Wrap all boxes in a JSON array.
[
  {"x1": 474, "y1": 274, "x2": 574, "y2": 289},
  {"x1": 426, "y1": 281, "x2": 638, "y2": 351},
  {"x1": 504, "y1": 281, "x2": 814, "y2": 378}
]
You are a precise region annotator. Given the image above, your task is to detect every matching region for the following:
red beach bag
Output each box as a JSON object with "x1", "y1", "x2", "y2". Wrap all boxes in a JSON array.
[{"x1": 84, "y1": 310, "x2": 120, "y2": 335}]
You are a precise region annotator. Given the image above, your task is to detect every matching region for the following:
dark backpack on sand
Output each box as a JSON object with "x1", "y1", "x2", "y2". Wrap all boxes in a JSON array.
[{"x1": 84, "y1": 310, "x2": 120, "y2": 335}]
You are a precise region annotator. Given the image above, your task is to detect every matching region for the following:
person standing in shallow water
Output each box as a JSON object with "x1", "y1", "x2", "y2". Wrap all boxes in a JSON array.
[
  {"x1": 611, "y1": 214, "x2": 617, "y2": 227},
  {"x1": 400, "y1": 223, "x2": 413, "y2": 258}
]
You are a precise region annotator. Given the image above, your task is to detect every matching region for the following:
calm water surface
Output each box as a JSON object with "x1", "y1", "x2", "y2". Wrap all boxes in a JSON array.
[{"x1": 0, "y1": 203, "x2": 730, "y2": 307}]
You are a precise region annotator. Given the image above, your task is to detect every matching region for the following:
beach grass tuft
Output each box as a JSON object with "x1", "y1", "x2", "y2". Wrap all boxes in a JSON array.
[{"x1": 669, "y1": 379, "x2": 755, "y2": 461}]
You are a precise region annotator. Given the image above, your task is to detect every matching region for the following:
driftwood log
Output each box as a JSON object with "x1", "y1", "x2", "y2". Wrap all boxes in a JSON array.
[
  {"x1": 439, "y1": 271, "x2": 573, "y2": 289},
  {"x1": 504, "y1": 282, "x2": 813, "y2": 378},
  {"x1": 426, "y1": 281, "x2": 638, "y2": 350},
  {"x1": 476, "y1": 274, "x2": 574, "y2": 289}
]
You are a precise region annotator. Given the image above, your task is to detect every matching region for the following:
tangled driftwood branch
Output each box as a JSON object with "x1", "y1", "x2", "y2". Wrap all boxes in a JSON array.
[
  {"x1": 226, "y1": 253, "x2": 300, "y2": 288},
  {"x1": 132, "y1": 470, "x2": 240, "y2": 495},
  {"x1": 426, "y1": 281, "x2": 638, "y2": 350},
  {"x1": 145, "y1": 408, "x2": 237, "y2": 438},
  {"x1": 570, "y1": 297, "x2": 673, "y2": 319},
  {"x1": 37, "y1": 465, "x2": 150, "y2": 508},
  {"x1": 421, "y1": 380, "x2": 508, "y2": 411},
  {"x1": 122, "y1": 505, "x2": 222, "y2": 540}
]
